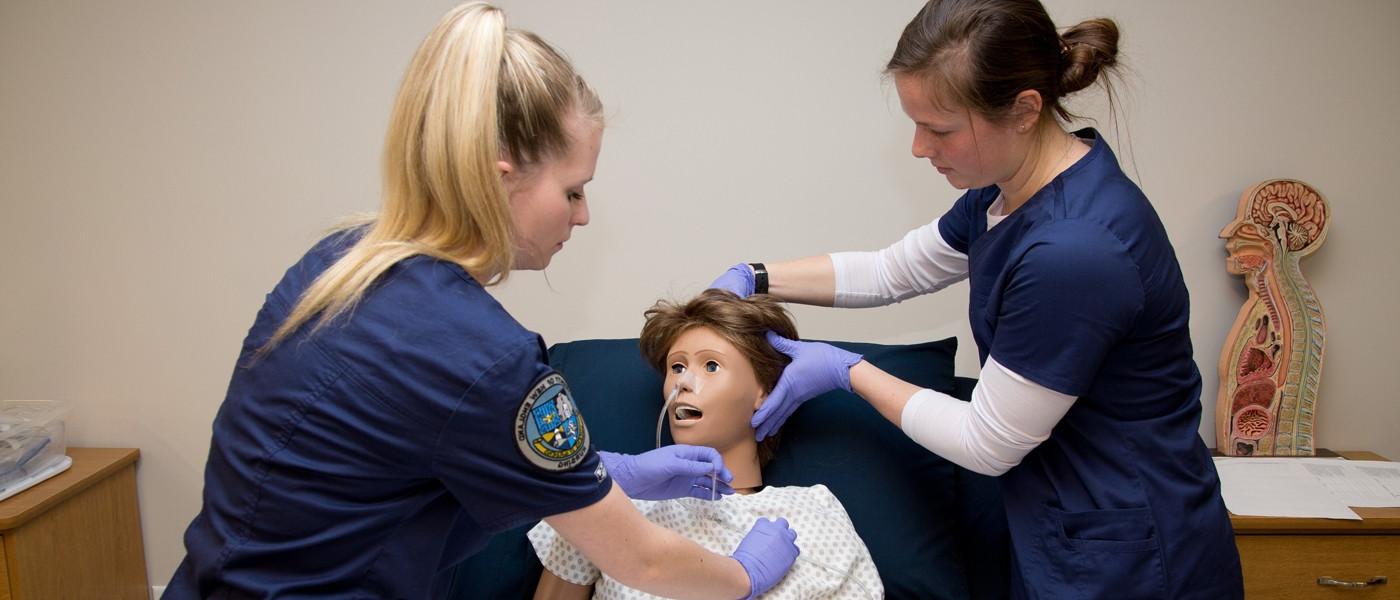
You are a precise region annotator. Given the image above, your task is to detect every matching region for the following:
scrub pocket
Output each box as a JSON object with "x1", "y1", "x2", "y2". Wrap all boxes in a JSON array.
[{"x1": 1044, "y1": 506, "x2": 1167, "y2": 599}]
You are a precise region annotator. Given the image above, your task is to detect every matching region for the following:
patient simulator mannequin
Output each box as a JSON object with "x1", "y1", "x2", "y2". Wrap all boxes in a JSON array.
[{"x1": 529, "y1": 290, "x2": 883, "y2": 599}]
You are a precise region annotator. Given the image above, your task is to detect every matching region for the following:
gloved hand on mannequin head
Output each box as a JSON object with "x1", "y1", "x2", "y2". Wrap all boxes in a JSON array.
[
  {"x1": 751, "y1": 331, "x2": 863, "y2": 441},
  {"x1": 708, "y1": 263, "x2": 755, "y2": 298}
]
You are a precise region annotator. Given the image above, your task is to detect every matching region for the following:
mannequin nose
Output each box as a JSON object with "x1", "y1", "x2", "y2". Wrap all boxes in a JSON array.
[{"x1": 675, "y1": 371, "x2": 698, "y2": 394}]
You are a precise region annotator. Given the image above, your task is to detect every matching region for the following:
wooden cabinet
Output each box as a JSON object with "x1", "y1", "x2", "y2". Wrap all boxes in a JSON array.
[
  {"x1": 1231, "y1": 450, "x2": 1399, "y2": 598},
  {"x1": 0, "y1": 448, "x2": 149, "y2": 599}
]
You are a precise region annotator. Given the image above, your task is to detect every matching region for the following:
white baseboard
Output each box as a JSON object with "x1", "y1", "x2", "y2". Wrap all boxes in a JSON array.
[{"x1": 151, "y1": 585, "x2": 166, "y2": 599}]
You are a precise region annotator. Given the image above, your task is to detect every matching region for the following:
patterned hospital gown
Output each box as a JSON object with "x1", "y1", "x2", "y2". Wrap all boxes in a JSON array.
[{"x1": 528, "y1": 484, "x2": 883, "y2": 599}]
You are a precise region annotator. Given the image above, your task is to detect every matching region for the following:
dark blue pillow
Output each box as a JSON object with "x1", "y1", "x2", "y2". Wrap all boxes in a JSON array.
[
  {"x1": 762, "y1": 338, "x2": 972, "y2": 599},
  {"x1": 446, "y1": 336, "x2": 999, "y2": 599},
  {"x1": 551, "y1": 338, "x2": 669, "y2": 454}
]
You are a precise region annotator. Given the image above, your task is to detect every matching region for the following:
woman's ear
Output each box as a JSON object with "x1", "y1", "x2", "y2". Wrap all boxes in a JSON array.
[
  {"x1": 496, "y1": 160, "x2": 515, "y2": 190},
  {"x1": 753, "y1": 390, "x2": 768, "y2": 412},
  {"x1": 1011, "y1": 90, "x2": 1044, "y2": 131}
]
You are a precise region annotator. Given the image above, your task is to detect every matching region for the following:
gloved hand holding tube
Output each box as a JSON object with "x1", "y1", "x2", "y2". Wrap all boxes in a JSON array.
[
  {"x1": 599, "y1": 445, "x2": 735, "y2": 501},
  {"x1": 751, "y1": 331, "x2": 864, "y2": 441},
  {"x1": 731, "y1": 517, "x2": 800, "y2": 599}
]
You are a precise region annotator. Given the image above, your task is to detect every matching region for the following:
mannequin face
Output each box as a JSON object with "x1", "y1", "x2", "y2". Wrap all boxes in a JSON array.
[
  {"x1": 663, "y1": 326, "x2": 765, "y2": 452},
  {"x1": 894, "y1": 73, "x2": 1023, "y2": 190},
  {"x1": 501, "y1": 112, "x2": 602, "y2": 270}
]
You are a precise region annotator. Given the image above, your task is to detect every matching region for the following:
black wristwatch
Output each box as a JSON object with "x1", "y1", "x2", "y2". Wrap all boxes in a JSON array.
[{"x1": 748, "y1": 262, "x2": 769, "y2": 295}]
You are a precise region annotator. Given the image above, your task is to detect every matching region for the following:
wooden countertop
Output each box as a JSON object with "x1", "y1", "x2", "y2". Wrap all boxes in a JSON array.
[{"x1": 0, "y1": 447, "x2": 140, "y2": 530}]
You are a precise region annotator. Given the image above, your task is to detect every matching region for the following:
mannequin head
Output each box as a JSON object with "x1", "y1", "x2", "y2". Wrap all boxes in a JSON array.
[{"x1": 639, "y1": 290, "x2": 797, "y2": 466}]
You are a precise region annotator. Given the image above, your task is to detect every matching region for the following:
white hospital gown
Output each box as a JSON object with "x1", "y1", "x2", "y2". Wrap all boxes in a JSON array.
[{"x1": 528, "y1": 484, "x2": 883, "y2": 599}]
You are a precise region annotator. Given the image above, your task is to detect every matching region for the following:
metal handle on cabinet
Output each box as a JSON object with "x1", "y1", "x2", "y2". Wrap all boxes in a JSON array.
[{"x1": 1317, "y1": 576, "x2": 1387, "y2": 589}]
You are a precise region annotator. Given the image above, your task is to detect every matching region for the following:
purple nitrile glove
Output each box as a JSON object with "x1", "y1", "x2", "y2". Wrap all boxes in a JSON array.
[
  {"x1": 598, "y1": 445, "x2": 735, "y2": 501},
  {"x1": 731, "y1": 517, "x2": 800, "y2": 599},
  {"x1": 708, "y1": 263, "x2": 755, "y2": 298},
  {"x1": 752, "y1": 331, "x2": 863, "y2": 441}
]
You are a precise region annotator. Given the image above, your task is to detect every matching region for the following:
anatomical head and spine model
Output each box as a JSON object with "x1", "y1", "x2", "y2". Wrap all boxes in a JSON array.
[{"x1": 1216, "y1": 179, "x2": 1330, "y2": 456}]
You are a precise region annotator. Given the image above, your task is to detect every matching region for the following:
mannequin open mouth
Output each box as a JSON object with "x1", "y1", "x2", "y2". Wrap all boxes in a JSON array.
[{"x1": 671, "y1": 404, "x2": 704, "y2": 426}]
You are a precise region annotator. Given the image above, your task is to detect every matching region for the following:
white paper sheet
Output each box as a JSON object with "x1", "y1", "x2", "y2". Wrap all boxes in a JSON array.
[
  {"x1": 1212, "y1": 457, "x2": 1362, "y2": 520},
  {"x1": 1304, "y1": 459, "x2": 1400, "y2": 507}
]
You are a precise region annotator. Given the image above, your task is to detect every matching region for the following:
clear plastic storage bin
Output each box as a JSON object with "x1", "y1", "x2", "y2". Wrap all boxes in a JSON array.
[{"x1": 0, "y1": 400, "x2": 70, "y2": 500}]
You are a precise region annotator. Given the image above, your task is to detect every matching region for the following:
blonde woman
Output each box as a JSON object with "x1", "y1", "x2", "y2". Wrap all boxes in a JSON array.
[{"x1": 165, "y1": 4, "x2": 797, "y2": 599}]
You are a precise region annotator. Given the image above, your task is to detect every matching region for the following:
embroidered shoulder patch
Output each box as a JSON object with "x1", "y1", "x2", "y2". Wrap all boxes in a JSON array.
[{"x1": 515, "y1": 372, "x2": 590, "y2": 471}]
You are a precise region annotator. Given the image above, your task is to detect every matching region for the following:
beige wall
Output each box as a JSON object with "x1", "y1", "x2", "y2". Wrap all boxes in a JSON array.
[{"x1": 3, "y1": 0, "x2": 1397, "y2": 589}]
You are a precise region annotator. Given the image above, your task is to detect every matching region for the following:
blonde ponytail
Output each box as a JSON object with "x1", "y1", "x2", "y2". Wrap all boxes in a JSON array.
[{"x1": 261, "y1": 2, "x2": 601, "y2": 353}]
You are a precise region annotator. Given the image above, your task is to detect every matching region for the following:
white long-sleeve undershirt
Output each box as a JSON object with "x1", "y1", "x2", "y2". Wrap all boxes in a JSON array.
[
  {"x1": 836, "y1": 199, "x2": 1067, "y2": 475},
  {"x1": 899, "y1": 357, "x2": 1076, "y2": 476},
  {"x1": 829, "y1": 219, "x2": 969, "y2": 308},
  {"x1": 830, "y1": 195, "x2": 1016, "y2": 308}
]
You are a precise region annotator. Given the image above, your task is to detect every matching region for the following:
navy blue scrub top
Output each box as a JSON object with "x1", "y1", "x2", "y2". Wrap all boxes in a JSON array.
[
  {"x1": 938, "y1": 130, "x2": 1243, "y2": 599},
  {"x1": 166, "y1": 231, "x2": 612, "y2": 599}
]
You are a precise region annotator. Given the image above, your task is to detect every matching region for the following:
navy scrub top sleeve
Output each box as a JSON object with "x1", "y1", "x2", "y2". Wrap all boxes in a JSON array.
[
  {"x1": 936, "y1": 189, "x2": 991, "y2": 255},
  {"x1": 433, "y1": 336, "x2": 611, "y2": 532},
  {"x1": 988, "y1": 221, "x2": 1145, "y2": 397}
]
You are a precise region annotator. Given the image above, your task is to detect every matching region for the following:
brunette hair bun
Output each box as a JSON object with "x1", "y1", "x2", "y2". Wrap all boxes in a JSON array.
[{"x1": 1059, "y1": 18, "x2": 1120, "y2": 96}]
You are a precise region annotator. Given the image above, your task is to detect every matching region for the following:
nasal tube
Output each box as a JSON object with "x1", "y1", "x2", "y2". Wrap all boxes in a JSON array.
[
  {"x1": 656, "y1": 372, "x2": 698, "y2": 448},
  {"x1": 654, "y1": 372, "x2": 719, "y2": 501}
]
